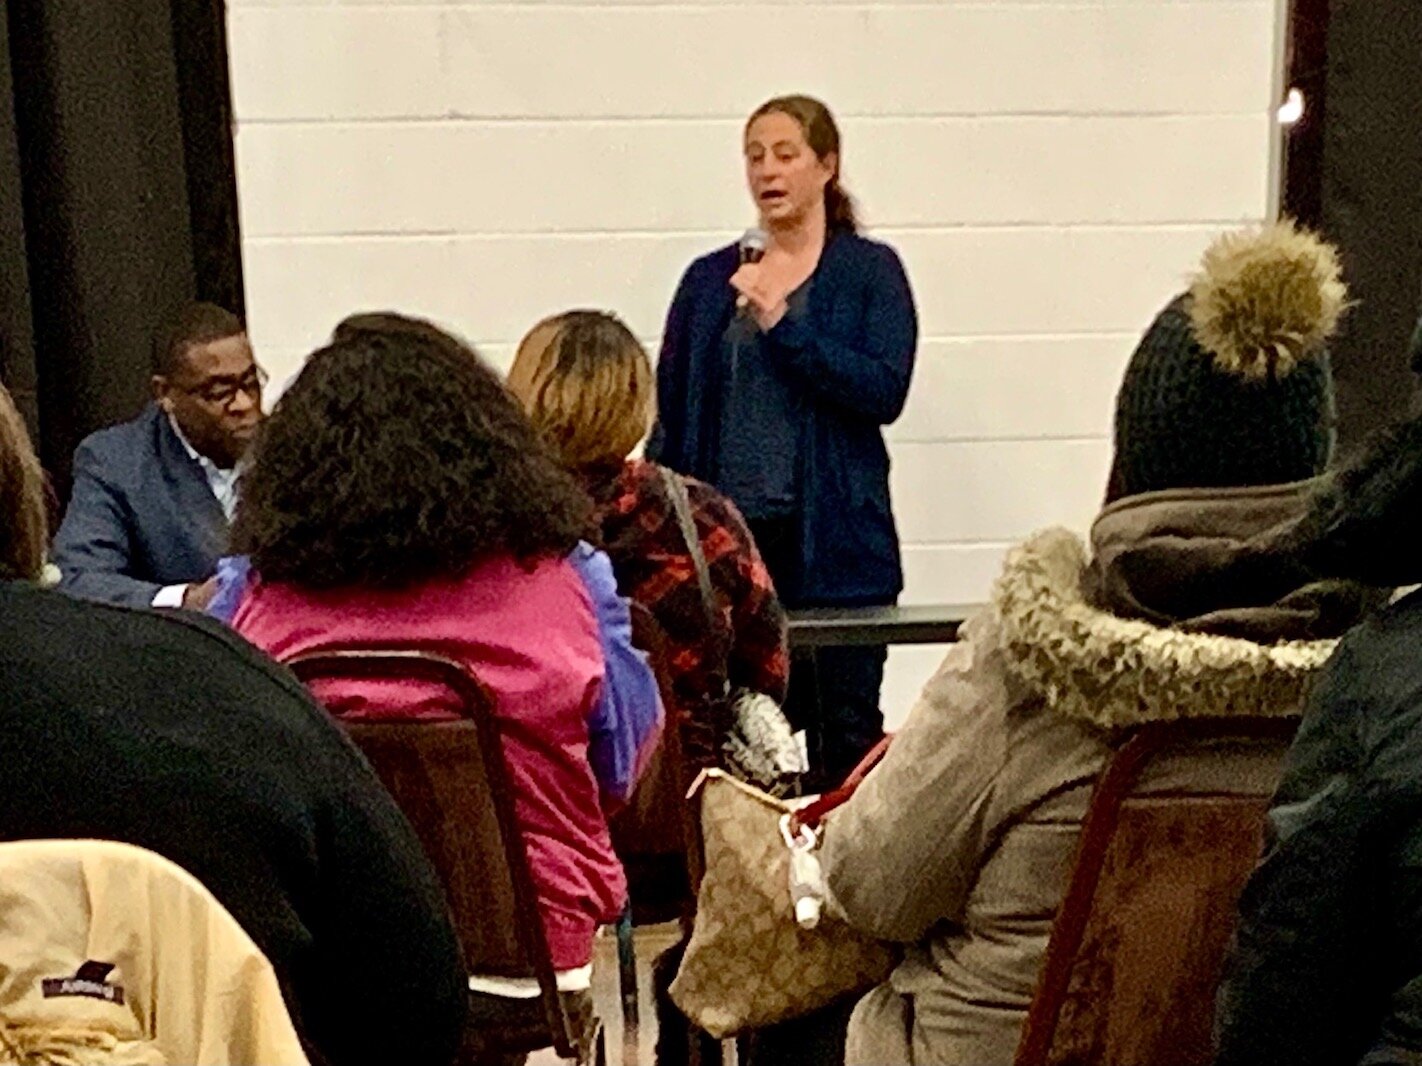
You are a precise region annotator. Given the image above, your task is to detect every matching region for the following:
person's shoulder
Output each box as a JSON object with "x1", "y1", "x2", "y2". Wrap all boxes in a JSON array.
[
  {"x1": 638, "y1": 461, "x2": 728, "y2": 517},
  {"x1": 654, "y1": 468, "x2": 761, "y2": 566},
  {"x1": 72, "y1": 406, "x2": 162, "y2": 477},
  {"x1": 78, "y1": 405, "x2": 159, "y2": 452},
  {"x1": 565, "y1": 540, "x2": 616, "y2": 595},
  {"x1": 521, "y1": 554, "x2": 604, "y2": 650},
  {"x1": 1326, "y1": 592, "x2": 1422, "y2": 774},
  {"x1": 464, "y1": 550, "x2": 601, "y2": 623},
  {"x1": 0, "y1": 582, "x2": 326, "y2": 726},
  {"x1": 1334, "y1": 590, "x2": 1422, "y2": 685},
  {"x1": 1299, "y1": 590, "x2": 1422, "y2": 747},
  {"x1": 681, "y1": 243, "x2": 740, "y2": 286},
  {"x1": 678, "y1": 471, "x2": 748, "y2": 528},
  {"x1": 830, "y1": 230, "x2": 907, "y2": 273}
]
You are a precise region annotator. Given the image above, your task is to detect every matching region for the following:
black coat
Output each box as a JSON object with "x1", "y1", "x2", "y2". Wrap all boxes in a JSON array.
[
  {"x1": 1216, "y1": 588, "x2": 1422, "y2": 1066},
  {"x1": 0, "y1": 582, "x2": 467, "y2": 1066}
]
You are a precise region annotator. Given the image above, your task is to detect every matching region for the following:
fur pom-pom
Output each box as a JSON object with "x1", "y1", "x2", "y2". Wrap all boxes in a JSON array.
[{"x1": 1189, "y1": 219, "x2": 1348, "y2": 380}]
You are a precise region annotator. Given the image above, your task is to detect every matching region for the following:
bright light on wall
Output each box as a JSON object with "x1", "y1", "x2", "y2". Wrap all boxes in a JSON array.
[{"x1": 1278, "y1": 87, "x2": 1306, "y2": 126}]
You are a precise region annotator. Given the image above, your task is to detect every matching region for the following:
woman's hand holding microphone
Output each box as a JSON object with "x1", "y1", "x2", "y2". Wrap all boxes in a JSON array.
[{"x1": 731, "y1": 263, "x2": 790, "y2": 332}]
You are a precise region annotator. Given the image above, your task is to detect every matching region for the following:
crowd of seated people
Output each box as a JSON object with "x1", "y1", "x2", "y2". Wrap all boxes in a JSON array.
[
  {"x1": 15, "y1": 216, "x2": 1422, "y2": 1066},
  {"x1": 0, "y1": 364, "x2": 467, "y2": 1066}
]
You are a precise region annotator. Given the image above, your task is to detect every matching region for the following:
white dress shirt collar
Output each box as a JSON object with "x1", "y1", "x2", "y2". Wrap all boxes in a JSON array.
[{"x1": 167, "y1": 414, "x2": 240, "y2": 524}]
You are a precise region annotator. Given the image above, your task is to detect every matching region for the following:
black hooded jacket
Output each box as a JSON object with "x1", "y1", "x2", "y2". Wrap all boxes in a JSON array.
[{"x1": 1217, "y1": 409, "x2": 1422, "y2": 1065}]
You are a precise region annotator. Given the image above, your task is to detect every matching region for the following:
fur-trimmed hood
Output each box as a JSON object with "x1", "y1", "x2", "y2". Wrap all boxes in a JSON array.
[{"x1": 989, "y1": 485, "x2": 1373, "y2": 731}]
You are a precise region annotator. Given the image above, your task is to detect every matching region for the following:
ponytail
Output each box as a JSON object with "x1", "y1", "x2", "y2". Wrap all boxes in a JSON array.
[{"x1": 824, "y1": 177, "x2": 858, "y2": 234}]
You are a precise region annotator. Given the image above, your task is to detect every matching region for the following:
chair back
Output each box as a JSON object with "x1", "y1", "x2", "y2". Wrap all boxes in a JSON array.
[
  {"x1": 1015, "y1": 718, "x2": 1295, "y2": 1066},
  {"x1": 286, "y1": 649, "x2": 579, "y2": 1059}
]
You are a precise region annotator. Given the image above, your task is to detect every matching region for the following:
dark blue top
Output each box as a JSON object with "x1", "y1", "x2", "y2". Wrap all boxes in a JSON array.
[
  {"x1": 649, "y1": 231, "x2": 918, "y2": 606},
  {"x1": 716, "y1": 280, "x2": 812, "y2": 520}
]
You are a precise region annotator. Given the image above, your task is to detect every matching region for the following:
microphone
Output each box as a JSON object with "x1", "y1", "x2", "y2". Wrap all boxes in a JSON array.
[
  {"x1": 739, "y1": 228, "x2": 768, "y2": 265},
  {"x1": 736, "y1": 229, "x2": 767, "y2": 315}
]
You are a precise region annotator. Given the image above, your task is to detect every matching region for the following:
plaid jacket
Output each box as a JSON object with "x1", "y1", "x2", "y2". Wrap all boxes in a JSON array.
[{"x1": 589, "y1": 460, "x2": 789, "y2": 770}]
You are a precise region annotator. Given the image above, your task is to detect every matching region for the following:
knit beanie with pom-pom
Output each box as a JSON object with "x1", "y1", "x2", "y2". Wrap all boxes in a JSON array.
[{"x1": 1109, "y1": 220, "x2": 1348, "y2": 501}]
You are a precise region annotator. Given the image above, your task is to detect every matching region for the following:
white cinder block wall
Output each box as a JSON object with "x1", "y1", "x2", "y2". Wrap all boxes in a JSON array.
[{"x1": 227, "y1": 0, "x2": 1285, "y2": 725}]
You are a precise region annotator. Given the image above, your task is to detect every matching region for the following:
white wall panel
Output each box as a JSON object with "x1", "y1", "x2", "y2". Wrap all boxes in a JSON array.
[
  {"x1": 230, "y1": 5, "x2": 1275, "y2": 121},
  {"x1": 235, "y1": 115, "x2": 1268, "y2": 239},
  {"x1": 229, "y1": 0, "x2": 1284, "y2": 717},
  {"x1": 890, "y1": 438, "x2": 1112, "y2": 544},
  {"x1": 889, "y1": 336, "x2": 1135, "y2": 444},
  {"x1": 243, "y1": 226, "x2": 1233, "y2": 348}
]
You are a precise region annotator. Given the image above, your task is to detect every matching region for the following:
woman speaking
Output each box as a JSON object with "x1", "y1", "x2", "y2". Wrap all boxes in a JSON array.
[{"x1": 650, "y1": 94, "x2": 918, "y2": 788}]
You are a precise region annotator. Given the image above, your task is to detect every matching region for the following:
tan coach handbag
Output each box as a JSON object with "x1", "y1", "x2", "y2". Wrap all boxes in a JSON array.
[{"x1": 669, "y1": 769, "x2": 896, "y2": 1037}]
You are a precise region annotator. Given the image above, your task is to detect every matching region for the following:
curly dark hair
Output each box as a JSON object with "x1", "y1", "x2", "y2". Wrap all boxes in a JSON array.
[{"x1": 231, "y1": 312, "x2": 593, "y2": 589}]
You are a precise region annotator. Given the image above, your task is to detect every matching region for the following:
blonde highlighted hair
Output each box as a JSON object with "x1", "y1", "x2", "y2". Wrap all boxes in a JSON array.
[
  {"x1": 0, "y1": 383, "x2": 47, "y2": 581},
  {"x1": 506, "y1": 311, "x2": 655, "y2": 470}
]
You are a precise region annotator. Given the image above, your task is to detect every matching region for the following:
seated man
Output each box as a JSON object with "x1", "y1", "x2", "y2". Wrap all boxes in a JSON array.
[
  {"x1": 0, "y1": 379, "x2": 466, "y2": 1066},
  {"x1": 53, "y1": 302, "x2": 264, "y2": 609}
]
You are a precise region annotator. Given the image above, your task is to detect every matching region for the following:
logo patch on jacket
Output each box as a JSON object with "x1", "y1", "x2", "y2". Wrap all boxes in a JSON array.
[{"x1": 42, "y1": 961, "x2": 125, "y2": 1005}]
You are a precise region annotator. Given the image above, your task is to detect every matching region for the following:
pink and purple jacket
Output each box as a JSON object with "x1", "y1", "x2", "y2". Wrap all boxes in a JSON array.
[{"x1": 231, "y1": 546, "x2": 662, "y2": 969}]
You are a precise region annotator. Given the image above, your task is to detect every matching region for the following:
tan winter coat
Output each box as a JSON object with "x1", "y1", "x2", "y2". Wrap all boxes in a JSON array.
[
  {"x1": 821, "y1": 484, "x2": 1368, "y2": 1066},
  {"x1": 0, "y1": 839, "x2": 308, "y2": 1065}
]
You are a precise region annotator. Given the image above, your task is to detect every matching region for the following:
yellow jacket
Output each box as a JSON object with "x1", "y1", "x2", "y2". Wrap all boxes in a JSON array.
[{"x1": 0, "y1": 839, "x2": 308, "y2": 1065}]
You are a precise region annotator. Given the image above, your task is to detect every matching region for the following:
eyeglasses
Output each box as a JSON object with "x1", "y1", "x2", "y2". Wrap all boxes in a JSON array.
[{"x1": 176, "y1": 365, "x2": 268, "y2": 409}]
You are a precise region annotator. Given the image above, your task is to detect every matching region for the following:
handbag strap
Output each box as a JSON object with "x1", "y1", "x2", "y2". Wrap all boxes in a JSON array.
[
  {"x1": 791, "y1": 734, "x2": 893, "y2": 833},
  {"x1": 658, "y1": 467, "x2": 731, "y2": 689}
]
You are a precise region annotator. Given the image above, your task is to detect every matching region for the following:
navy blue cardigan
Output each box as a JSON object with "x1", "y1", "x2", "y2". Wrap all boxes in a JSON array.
[{"x1": 649, "y1": 231, "x2": 917, "y2": 605}]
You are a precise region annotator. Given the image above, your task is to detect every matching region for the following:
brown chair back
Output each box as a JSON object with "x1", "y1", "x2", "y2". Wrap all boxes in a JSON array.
[
  {"x1": 286, "y1": 649, "x2": 579, "y2": 1060},
  {"x1": 1015, "y1": 718, "x2": 1295, "y2": 1066}
]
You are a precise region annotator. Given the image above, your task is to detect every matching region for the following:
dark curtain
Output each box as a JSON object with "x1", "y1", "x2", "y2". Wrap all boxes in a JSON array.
[
  {"x1": 0, "y1": 0, "x2": 243, "y2": 487},
  {"x1": 1280, "y1": 0, "x2": 1328, "y2": 232},
  {"x1": 1287, "y1": 0, "x2": 1422, "y2": 453},
  {"x1": 0, "y1": 4, "x2": 38, "y2": 438}
]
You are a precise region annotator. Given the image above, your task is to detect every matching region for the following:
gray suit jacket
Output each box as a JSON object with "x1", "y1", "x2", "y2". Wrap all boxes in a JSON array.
[{"x1": 52, "y1": 405, "x2": 228, "y2": 607}]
